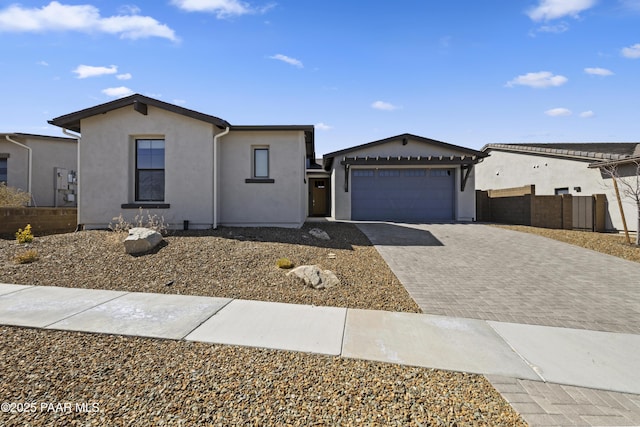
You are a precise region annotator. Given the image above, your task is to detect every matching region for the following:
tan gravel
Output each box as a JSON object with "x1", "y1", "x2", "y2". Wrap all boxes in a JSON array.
[
  {"x1": 0, "y1": 223, "x2": 528, "y2": 426},
  {"x1": 0, "y1": 326, "x2": 526, "y2": 426},
  {"x1": 0, "y1": 223, "x2": 420, "y2": 313},
  {"x1": 491, "y1": 224, "x2": 640, "y2": 263}
]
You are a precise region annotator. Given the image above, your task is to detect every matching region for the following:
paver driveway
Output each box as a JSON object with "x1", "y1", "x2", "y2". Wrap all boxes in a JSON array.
[{"x1": 357, "y1": 222, "x2": 640, "y2": 334}]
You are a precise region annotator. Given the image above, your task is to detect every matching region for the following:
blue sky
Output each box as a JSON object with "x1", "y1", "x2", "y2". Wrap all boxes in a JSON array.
[{"x1": 0, "y1": 0, "x2": 639, "y2": 154}]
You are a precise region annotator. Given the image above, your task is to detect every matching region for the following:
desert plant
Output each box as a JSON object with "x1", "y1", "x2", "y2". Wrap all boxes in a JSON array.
[
  {"x1": 15, "y1": 224, "x2": 34, "y2": 244},
  {"x1": 109, "y1": 208, "x2": 168, "y2": 235},
  {"x1": 0, "y1": 182, "x2": 31, "y2": 207},
  {"x1": 14, "y1": 249, "x2": 38, "y2": 264},
  {"x1": 276, "y1": 257, "x2": 294, "y2": 269}
]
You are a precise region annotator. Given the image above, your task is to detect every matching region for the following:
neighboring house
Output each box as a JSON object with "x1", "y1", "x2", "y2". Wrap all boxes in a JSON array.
[
  {"x1": 48, "y1": 94, "x2": 315, "y2": 229},
  {"x1": 322, "y1": 134, "x2": 486, "y2": 222},
  {"x1": 475, "y1": 143, "x2": 640, "y2": 231},
  {"x1": 0, "y1": 133, "x2": 77, "y2": 207}
]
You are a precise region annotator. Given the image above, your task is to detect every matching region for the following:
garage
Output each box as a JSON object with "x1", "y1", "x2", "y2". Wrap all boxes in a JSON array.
[
  {"x1": 351, "y1": 168, "x2": 455, "y2": 221},
  {"x1": 322, "y1": 133, "x2": 486, "y2": 222}
]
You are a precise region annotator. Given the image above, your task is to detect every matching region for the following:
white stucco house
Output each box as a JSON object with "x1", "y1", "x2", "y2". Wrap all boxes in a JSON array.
[
  {"x1": 322, "y1": 134, "x2": 486, "y2": 222},
  {"x1": 0, "y1": 133, "x2": 77, "y2": 207},
  {"x1": 48, "y1": 94, "x2": 315, "y2": 229},
  {"x1": 475, "y1": 143, "x2": 640, "y2": 231}
]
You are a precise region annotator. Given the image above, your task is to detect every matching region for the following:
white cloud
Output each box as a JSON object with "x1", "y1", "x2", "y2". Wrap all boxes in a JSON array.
[
  {"x1": 533, "y1": 22, "x2": 570, "y2": 35},
  {"x1": 118, "y1": 5, "x2": 141, "y2": 15},
  {"x1": 0, "y1": 1, "x2": 177, "y2": 41},
  {"x1": 620, "y1": 0, "x2": 640, "y2": 11},
  {"x1": 315, "y1": 122, "x2": 333, "y2": 131},
  {"x1": 621, "y1": 43, "x2": 640, "y2": 58},
  {"x1": 527, "y1": 0, "x2": 597, "y2": 21},
  {"x1": 170, "y1": 0, "x2": 273, "y2": 18},
  {"x1": 116, "y1": 73, "x2": 132, "y2": 80},
  {"x1": 37, "y1": 60, "x2": 49, "y2": 66},
  {"x1": 506, "y1": 71, "x2": 568, "y2": 88},
  {"x1": 580, "y1": 110, "x2": 595, "y2": 118},
  {"x1": 102, "y1": 86, "x2": 134, "y2": 98},
  {"x1": 73, "y1": 64, "x2": 117, "y2": 79},
  {"x1": 269, "y1": 54, "x2": 303, "y2": 68},
  {"x1": 545, "y1": 107, "x2": 572, "y2": 116},
  {"x1": 584, "y1": 67, "x2": 613, "y2": 76},
  {"x1": 371, "y1": 101, "x2": 400, "y2": 111}
]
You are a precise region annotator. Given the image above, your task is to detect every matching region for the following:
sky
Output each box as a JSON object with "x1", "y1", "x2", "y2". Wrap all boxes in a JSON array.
[{"x1": 0, "y1": 0, "x2": 639, "y2": 155}]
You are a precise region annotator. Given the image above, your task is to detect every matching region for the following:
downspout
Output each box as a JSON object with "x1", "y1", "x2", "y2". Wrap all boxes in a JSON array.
[
  {"x1": 5, "y1": 135, "x2": 33, "y2": 206},
  {"x1": 213, "y1": 127, "x2": 230, "y2": 229},
  {"x1": 62, "y1": 129, "x2": 82, "y2": 230}
]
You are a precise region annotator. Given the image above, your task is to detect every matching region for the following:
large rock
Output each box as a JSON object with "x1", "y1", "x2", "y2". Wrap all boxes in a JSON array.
[
  {"x1": 286, "y1": 265, "x2": 340, "y2": 289},
  {"x1": 308, "y1": 228, "x2": 330, "y2": 240},
  {"x1": 124, "y1": 227, "x2": 163, "y2": 254}
]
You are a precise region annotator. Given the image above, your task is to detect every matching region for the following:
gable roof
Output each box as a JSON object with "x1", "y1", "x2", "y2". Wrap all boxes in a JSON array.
[
  {"x1": 48, "y1": 94, "x2": 231, "y2": 133},
  {"x1": 323, "y1": 133, "x2": 486, "y2": 170},
  {"x1": 483, "y1": 143, "x2": 640, "y2": 162}
]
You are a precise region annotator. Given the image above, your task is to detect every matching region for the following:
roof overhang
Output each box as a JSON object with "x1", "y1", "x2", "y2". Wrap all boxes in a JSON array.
[
  {"x1": 48, "y1": 94, "x2": 231, "y2": 133},
  {"x1": 339, "y1": 154, "x2": 479, "y2": 167},
  {"x1": 588, "y1": 155, "x2": 640, "y2": 169},
  {"x1": 324, "y1": 133, "x2": 486, "y2": 171}
]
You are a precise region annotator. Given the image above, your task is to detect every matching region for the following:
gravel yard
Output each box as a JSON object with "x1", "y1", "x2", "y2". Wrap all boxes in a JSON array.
[
  {"x1": 0, "y1": 223, "x2": 420, "y2": 313},
  {"x1": 0, "y1": 222, "x2": 528, "y2": 426},
  {"x1": 0, "y1": 327, "x2": 526, "y2": 426}
]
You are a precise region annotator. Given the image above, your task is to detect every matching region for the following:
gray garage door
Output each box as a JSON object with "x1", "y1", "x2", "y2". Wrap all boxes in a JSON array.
[{"x1": 351, "y1": 168, "x2": 454, "y2": 221}]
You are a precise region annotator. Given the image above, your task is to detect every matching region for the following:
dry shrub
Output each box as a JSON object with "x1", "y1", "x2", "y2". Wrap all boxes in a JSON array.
[
  {"x1": 14, "y1": 249, "x2": 38, "y2": 264},
  {"x1": 0, "y1": 183, "x2": 31, "y2": 207}
]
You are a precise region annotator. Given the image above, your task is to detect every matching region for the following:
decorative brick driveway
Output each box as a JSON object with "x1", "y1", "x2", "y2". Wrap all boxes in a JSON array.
[
  {"x1": 357, "y1": 222, "x2": 640, "y2": 426},
  {"x1": 357, "y1": 222, "x2": 640, "y2": 334}
]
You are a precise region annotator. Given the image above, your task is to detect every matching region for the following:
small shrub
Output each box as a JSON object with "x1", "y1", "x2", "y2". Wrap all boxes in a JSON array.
[
  {"x1": 15, "y1": 224, "x2": 34, "y2": 244},
  {"x1": 109, "y1": 208, "x2": 168, "y2": 235},
  {"x1": 276, "y1": 257, "x2": 294, "y2": 269},
  {"x1": 0, "y1": 182, "x2": 31, "y2": 207},
  {"x1": 14, "y1": 249, "x2": 38, "y2": 264}
]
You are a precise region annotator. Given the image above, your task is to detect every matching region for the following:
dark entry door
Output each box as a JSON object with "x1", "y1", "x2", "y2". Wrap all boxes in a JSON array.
[{"x1": 311, "y1": 178, "x2": 328, "y2": 216}]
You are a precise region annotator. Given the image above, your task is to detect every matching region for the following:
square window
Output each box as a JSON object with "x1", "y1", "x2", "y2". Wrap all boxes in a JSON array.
[{"x1": 136, "y1": 139, "x2": 165, "y2": 202}]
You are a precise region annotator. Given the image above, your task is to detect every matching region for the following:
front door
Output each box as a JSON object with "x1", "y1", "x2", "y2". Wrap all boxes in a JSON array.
[{"x1": 310, "y1": 178, "x2": 328, "y2": 216}]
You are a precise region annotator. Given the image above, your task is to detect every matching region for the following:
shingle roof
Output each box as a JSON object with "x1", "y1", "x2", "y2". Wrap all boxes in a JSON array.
[{"x1": 483, "y1": 143, "x2": 640, "y2": 161}]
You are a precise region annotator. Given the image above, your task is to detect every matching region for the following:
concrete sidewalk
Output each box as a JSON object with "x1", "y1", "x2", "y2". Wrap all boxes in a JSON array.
[{"x1": 1, "y1": 283, "x2": 639, "y2": 397}]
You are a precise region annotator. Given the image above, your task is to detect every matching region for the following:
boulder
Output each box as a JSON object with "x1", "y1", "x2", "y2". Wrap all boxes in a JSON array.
[
  {"x1": 124, "y1": 227, "x2": 163, "y2": 254},
  {"x1": 308, "y1": 228, "x2": 330, "y2": 240},
  {"x1": 286, "y1": 265, "x2": 340, "y2": 289}
]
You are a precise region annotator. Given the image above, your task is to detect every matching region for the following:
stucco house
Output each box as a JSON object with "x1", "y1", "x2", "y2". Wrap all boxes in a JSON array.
[
  {"x1": 322, "y1": 134, "x2": 486, "y2": 222},
  {"x1": 0, "y1": 133, "x2": 77, "y2": 207},
  {"x1": 48, "y1": 94, "x2": 315, "y2": 229},
  {"x1": 475, "y1": 143, "x2": 640, "y2": 231}
]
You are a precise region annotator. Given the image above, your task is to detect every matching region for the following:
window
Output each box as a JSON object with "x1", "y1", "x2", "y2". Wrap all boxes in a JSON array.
[
  {"x1": 430, "y1": 169, "x2": 451, "y2": 177},
  {"x1": 352, "y1": 170, "x2": 374, "y2": 177},
  {"x1": 0, "y1": 158, "x2": 7, "y2": 184},
  {"x1": 379, "y1": 169, "x2": 401, "y2": 177},
  {"x1": 404, "y1": 169, "x2": 426, "y2": 177},
  {"x1": 136, "y1": 139, "x2": 165, "y2": 201},
  {"x1": 554, "y1": 187, "x2": 569, "y2": 195},
  {"x1": 253, "y1": 148, "x2": 269, "y2": 178}
]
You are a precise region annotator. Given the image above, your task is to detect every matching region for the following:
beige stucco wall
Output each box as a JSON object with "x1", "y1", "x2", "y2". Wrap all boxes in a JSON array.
[
  {"x1": 329, "y1": 137, "x2": 477, "y2": 221},
  {"x1": 218, "y1": 130, "x2": 307, "y2": 227},
  {"x1": 0, "y1": 135, "x2": 77, "y2": 207},
  {"x1": 79, "y1": 105, "x2": 216, "y2": 229},
  {"x1": 475, "y1": 149, "x2": 636, "y2": 231},
  {"x1": 78, "y1": 105, "x2": 308, "y2": 229}
]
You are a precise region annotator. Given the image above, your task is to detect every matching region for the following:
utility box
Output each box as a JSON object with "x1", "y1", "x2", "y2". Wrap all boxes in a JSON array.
[{"x1": 54, "y1": 167, "x2": 77, "y2": 207}]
